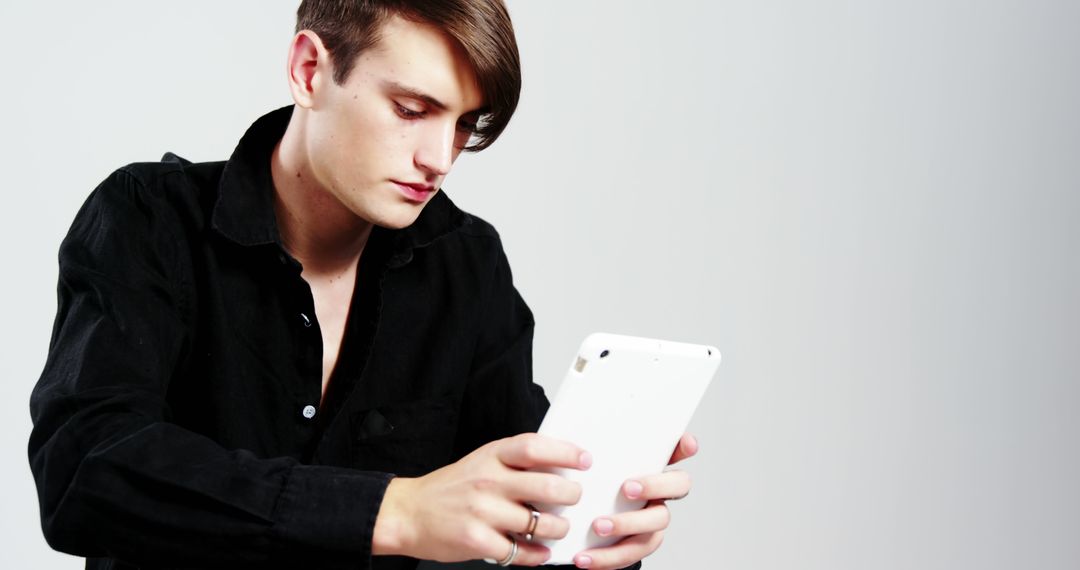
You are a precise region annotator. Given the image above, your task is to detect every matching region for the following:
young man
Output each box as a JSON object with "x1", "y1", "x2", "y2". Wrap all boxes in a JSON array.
[{"x1": 28, "y1": 2, "x2": 696, "y2": 569}]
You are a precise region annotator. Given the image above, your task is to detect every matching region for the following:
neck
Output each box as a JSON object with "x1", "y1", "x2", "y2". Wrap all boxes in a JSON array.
[{"x1": 271, "y1": 116, "x2": 373, "y2": 274}]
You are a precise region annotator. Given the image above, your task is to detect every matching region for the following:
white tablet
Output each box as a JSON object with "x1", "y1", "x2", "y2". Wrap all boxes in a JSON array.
[{"x1": 535, "y1": 332, "x2": 721, "y2": 564}]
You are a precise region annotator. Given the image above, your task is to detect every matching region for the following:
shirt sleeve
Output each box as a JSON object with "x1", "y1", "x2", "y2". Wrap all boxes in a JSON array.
[
  {"x1": 454, "y1": 234, "x2": 547, "y2": 454},
  {"x1": 28, "y1": 168, "x2": 390, "y2": 569},
  {"x1": 452, "y1": 236, "x2": 643, "y2": 570}
]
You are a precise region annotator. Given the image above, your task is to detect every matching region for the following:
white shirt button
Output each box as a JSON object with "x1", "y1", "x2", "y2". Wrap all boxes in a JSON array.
[{"x1": 302, "y1": 405, "x2": 317, "y2": 419}]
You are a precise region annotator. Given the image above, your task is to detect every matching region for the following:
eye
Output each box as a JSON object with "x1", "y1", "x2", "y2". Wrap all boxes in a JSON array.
[
  {"x1": 456, "y1": 113, "x2": 482, "y2": 135},
  {"x1": 456, "y1": 119, "x2": 479, "y2": 134},
  {"x1": 394, "y1": 102, "x2": 425, "y2": 120}
]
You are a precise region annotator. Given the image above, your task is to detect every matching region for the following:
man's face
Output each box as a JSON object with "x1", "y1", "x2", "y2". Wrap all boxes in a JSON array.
[{"x1": 303, "y1": 15, "x2": 484, "y2": 229}]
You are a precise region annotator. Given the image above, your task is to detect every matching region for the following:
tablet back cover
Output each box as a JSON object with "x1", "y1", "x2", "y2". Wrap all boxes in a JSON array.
[{"x1": 536, "y1": 332, "x2": 720, "y2": 563}]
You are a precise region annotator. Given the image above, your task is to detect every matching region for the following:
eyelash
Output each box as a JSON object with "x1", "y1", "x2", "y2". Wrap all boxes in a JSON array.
[
  {"x1": 394, "y1": 102, "x2": 478, "y2": 134},
  {"x1": 394, "y1": 102, "x2": 425, "y2": 120}
]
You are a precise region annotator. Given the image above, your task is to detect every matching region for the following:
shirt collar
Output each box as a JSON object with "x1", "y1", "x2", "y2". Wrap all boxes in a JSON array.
[{"x1": 210, "y1": 105, "x2": 471, "y2": 263}]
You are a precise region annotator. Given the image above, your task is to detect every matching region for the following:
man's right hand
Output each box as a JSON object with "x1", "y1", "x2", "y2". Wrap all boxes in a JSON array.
[{"x1": 372, "y1": 433, "x2": 591, "y2": 565}]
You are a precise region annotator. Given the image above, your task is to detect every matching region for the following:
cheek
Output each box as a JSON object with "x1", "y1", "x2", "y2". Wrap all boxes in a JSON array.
[
  {"x1": 353, "y1": 107, "x2": 414, "y2": 157},
  {"x1": 310, "y1": 101, "x2": 419, "y2": 189},
  {"x1": 308, "y1": 133, "x2": 369, "y2": 195}
]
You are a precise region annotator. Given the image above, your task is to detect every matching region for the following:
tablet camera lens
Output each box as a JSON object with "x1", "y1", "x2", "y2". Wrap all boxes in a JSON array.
[{"x1": 600, "y1": 350, "x2": 610, "y2": 359}]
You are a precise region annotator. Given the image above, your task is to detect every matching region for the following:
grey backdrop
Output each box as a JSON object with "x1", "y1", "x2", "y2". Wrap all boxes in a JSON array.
[{"x1": 2, "y1": 1, "x2": 1078, "y2": 568}]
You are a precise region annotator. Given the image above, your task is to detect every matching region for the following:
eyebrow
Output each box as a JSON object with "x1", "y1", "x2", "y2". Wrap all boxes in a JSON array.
[{"x1": 381, "y1": 80, "x2": 486, "y2": 115}]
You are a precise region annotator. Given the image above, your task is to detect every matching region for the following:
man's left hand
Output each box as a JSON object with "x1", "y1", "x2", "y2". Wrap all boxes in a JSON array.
[{"x1": 571, "y1": 433, "x2": 699, "y2": 569}]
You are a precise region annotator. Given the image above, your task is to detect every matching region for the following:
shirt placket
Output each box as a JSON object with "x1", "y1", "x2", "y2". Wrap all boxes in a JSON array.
[{"x1": 276, "y1": 248, "x2": 325, "y2": 437}]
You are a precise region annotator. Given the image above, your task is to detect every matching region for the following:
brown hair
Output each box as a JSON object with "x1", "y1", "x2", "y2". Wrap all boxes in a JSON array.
[{"x1": 296, "y1": 0, "x2": 521, "y2": 152}]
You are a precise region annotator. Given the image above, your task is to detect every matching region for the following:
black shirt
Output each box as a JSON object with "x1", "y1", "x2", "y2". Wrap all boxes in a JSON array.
[{"x1": 28, "y1": 106, "x2": 560, "y2": 570}]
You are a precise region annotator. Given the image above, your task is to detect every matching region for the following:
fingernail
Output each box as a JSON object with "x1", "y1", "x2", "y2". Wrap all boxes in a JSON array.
[
  {"x1": 575, "y1": 554, "x2": 593, "y2": 568},
  {"x1": 579, "y1": 451, "x2": 593, "y2": 470},
  {"x1": 625, "y1": 480, "x2": 643, "y2": 499},
  {"x1": 687, "y1": 434, "x2": 699, "y2": 453},
  {"x1": 594, "y1": 518, "x2": 614, "y2": 536}
]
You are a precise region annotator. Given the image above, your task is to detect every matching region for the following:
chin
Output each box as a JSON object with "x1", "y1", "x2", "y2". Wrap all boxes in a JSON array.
[{"x1": 366, "y1": 202, "x2": 426, "y2": 230}]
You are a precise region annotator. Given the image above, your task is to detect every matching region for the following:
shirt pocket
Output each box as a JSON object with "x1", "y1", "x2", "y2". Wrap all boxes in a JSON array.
[{"x1": 349, "y1": 394, "x2": 460, "y2": 477}]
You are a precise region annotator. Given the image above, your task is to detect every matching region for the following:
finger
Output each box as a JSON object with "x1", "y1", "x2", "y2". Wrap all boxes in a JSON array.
[
  {"x1": 502, "y1": 470, "x2": 582, "y2": 506},
  {"x1": 518, "y1": 510, "x2": 571, "y2": 542},
  {"x1": 667, "y1": 433, "x2": 699, "y2": 465},
  {"x1": 471, "y1": 525, "x2": 512, "y2": 564},
  {"x1": 484, "y1": 501, "x2": 570, "y2": 541},
  {"x1": 572, "y1": 531, "x2": 664, "y2": 570},
  {"x1": 532, "y1": 512, "x2": 571, "y2": 541},
  {"x1": 622, "y1": 470, "x2": 691, "y2": 501},
  {"x1": 497, "y1": 433, "x2": 591, "y2": 471},
  {"x1": 479, "y1": 533, "x2": 552, "y2": 567},
  {"x1": 592, "y1": 503, "x2": 670, "y2": 538},
  {"x1": 510, "y1": 541, "x2": 554, "y2": 566}
]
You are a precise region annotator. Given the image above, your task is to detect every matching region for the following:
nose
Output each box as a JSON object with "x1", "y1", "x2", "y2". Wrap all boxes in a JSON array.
[{"x1": 414, "y1": 120, "x2": 456, "y2": 177}]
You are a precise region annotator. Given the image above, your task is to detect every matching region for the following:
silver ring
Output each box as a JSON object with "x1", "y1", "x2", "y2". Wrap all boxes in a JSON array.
[
  {"x1": 497, "y1": 535, "x2": 518, "y2": 567},
  {"x1": 524, "y1": 508, "x2": 540, "y2": 541}
]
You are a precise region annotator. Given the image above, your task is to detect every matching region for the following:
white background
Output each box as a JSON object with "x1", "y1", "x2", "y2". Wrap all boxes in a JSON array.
[{"x1": 1, "y1": 1, "x2": 1078, "y2": 568}]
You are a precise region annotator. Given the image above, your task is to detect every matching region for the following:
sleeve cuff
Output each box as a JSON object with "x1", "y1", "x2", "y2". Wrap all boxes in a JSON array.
[{"x1": 270, "y1": 464, "x2": 394, "y2": 566}]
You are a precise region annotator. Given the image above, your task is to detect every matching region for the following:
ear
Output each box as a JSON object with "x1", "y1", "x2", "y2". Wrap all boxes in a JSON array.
[{"x1": 285, "y1": 30, "x2": 331, "y2": 109}]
